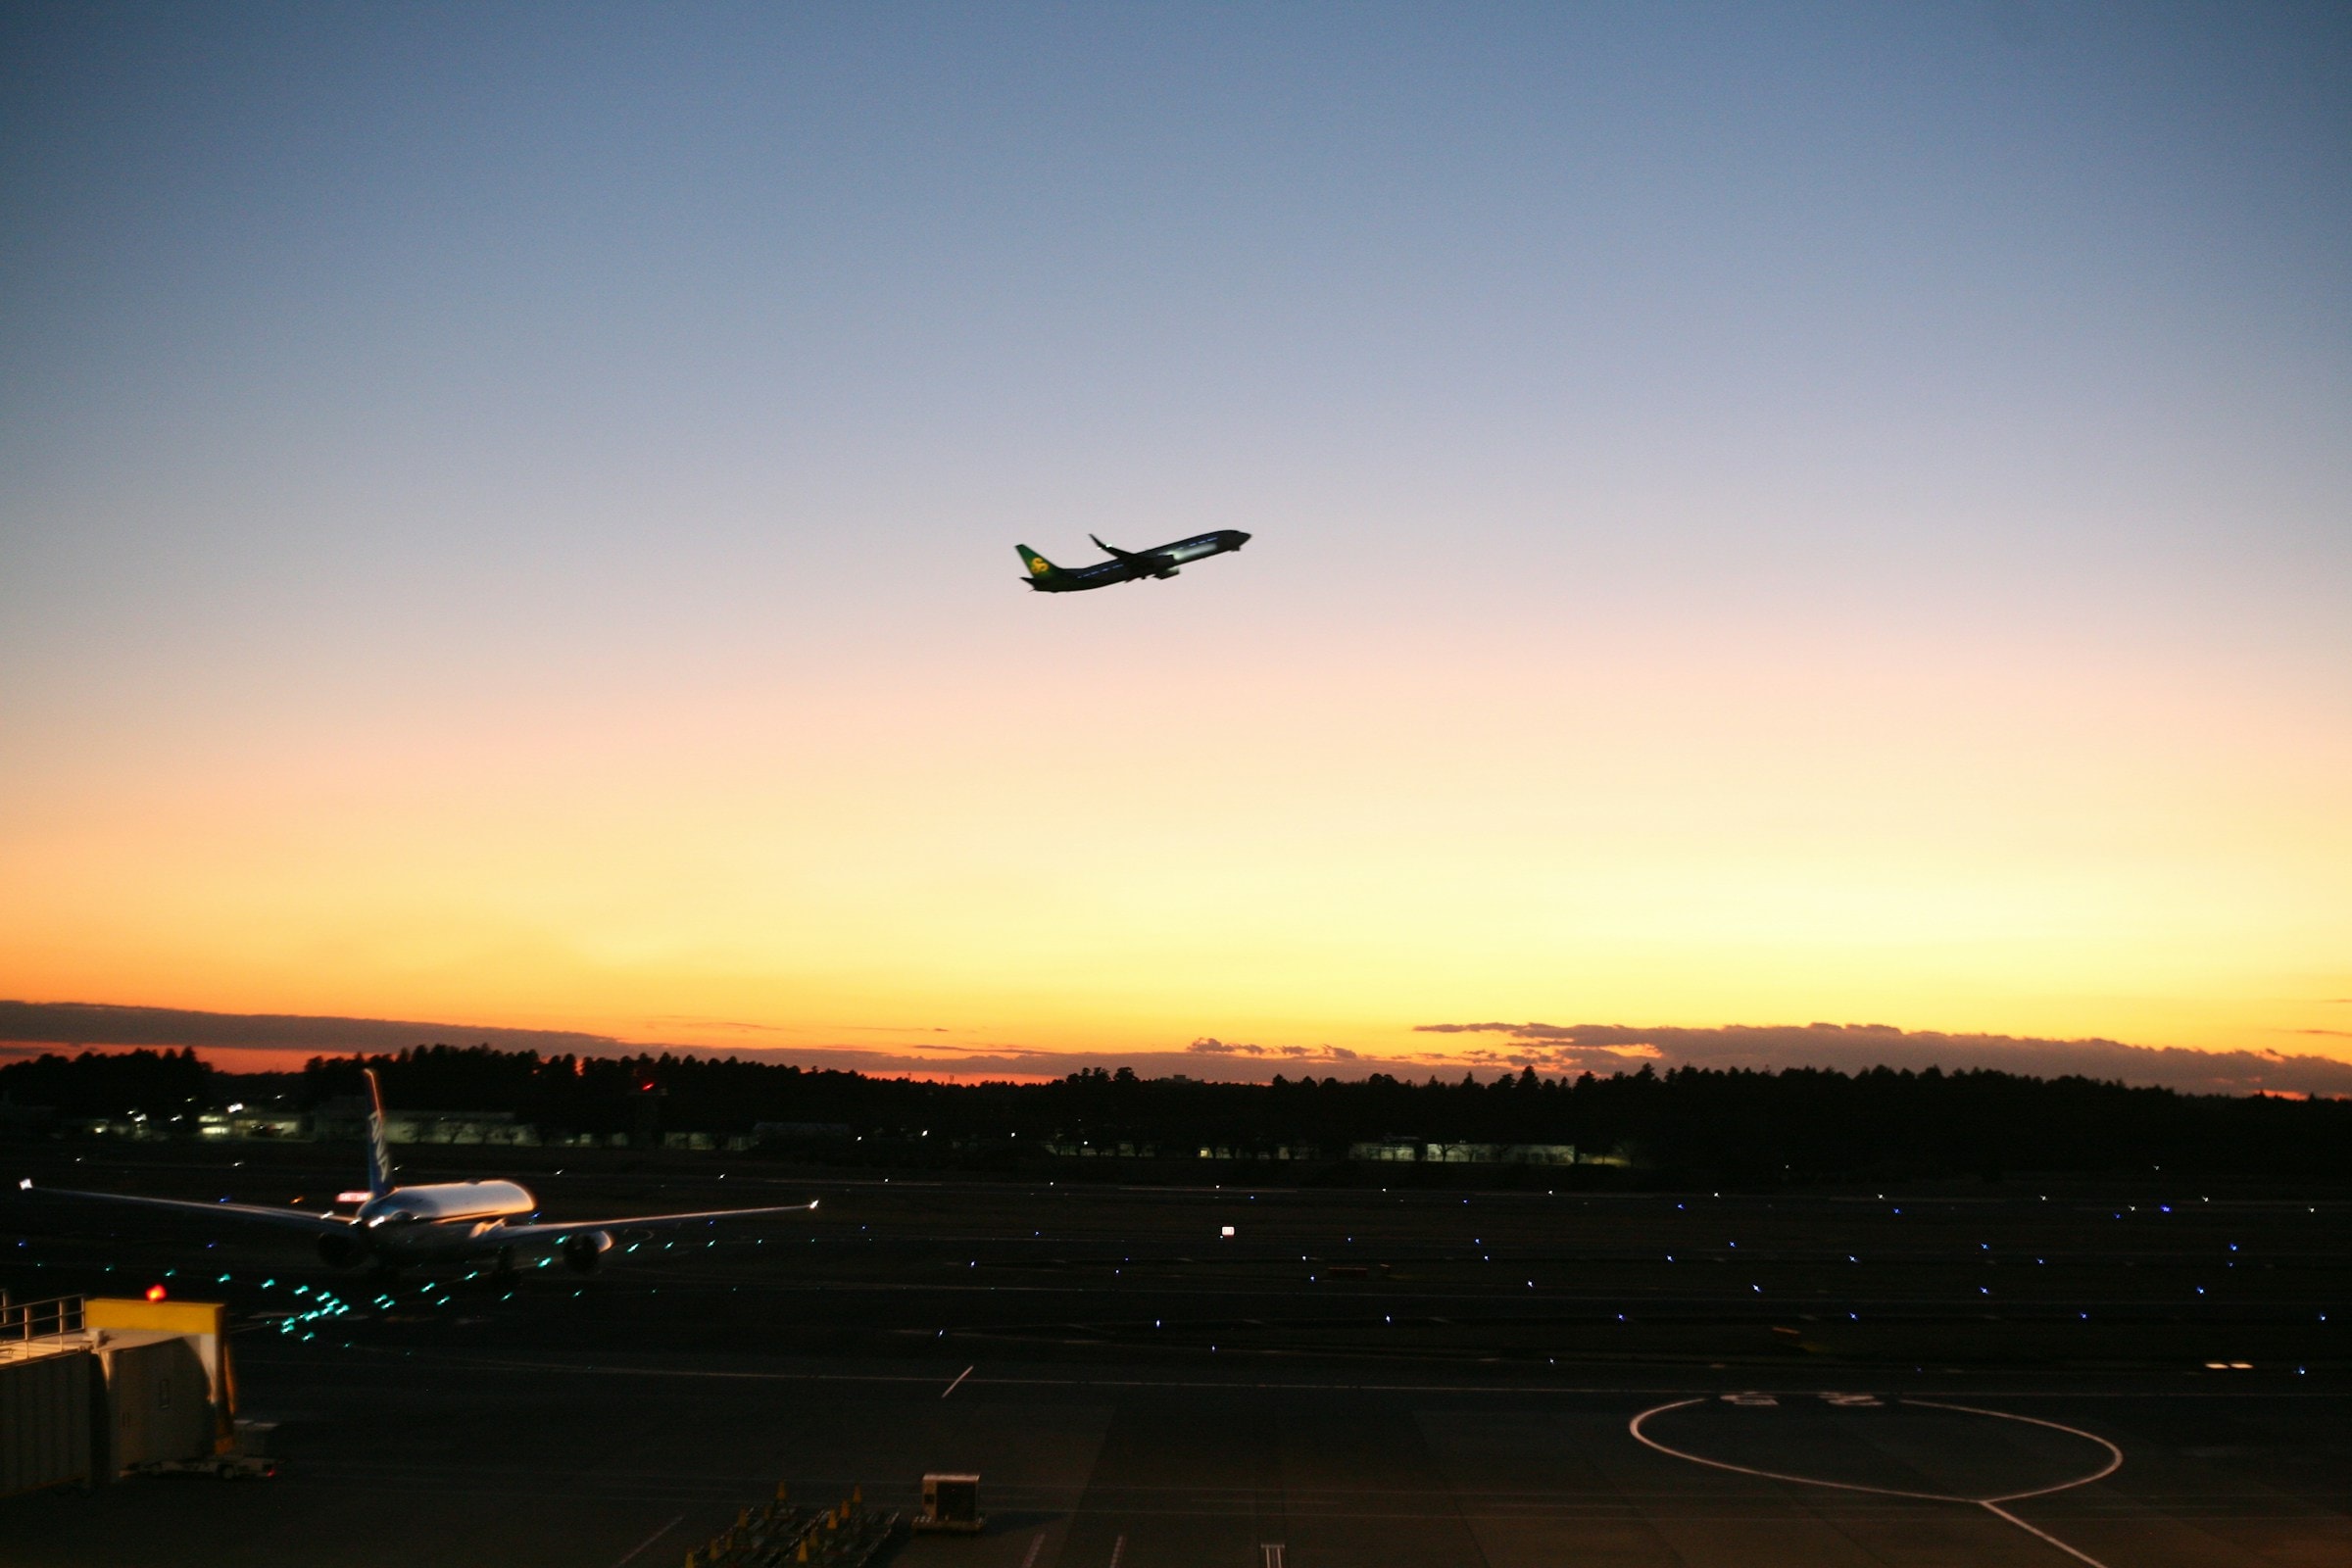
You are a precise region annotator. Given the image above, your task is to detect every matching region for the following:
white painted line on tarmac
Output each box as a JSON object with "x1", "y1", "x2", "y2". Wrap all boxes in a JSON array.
[
  {"x1": 1980, "y1": 1501, "x2": 2114, "y2": 1567},
  {"x1": 1628, "y1": 1397, "x2": 1956, "y2": 1501},
  {"x1": 610, "y1": 1513, "x2": 683, "y2": 1567},
  {"x1": 1107, "y1": 1534, "x2": 1125, "y2": 1568},
  {"x1": 1628, "y1": 1394, "x2": 2122, "y2": 1566},
  {"x1": 943, "y1": 1364, "x2": 974, "y2": 1398},
  {"x1": 1020, "y1": 1533, "x2": 1045, "y2": 1568},
  {"x1": 1904, "y1": 1399, "x2": 2124, "y2": 1501},
  {"x1": 317, "y1": 1346, "x2": 2336, "y2": 1401},
  {"x1": 331, "y1": 1347, "x2": 1750, "y2": 1396}
]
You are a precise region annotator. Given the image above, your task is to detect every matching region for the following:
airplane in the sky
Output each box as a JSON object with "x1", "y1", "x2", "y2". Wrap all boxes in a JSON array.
[
  {"x1": 15, "y1": 1069, "x2": 814, "y2": 1275},
  {"x1": 1016, "y1": 529, "x2": 1251, "y2": 591}
]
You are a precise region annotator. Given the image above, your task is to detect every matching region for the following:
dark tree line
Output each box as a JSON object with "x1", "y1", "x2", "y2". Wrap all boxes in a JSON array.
[
  {"x1": 0, "y1": 1048, "x2": 214, "y2": 1117},
  {"x1": 4, "y1": 1045, "x2": 2348, "y2": 1183}
]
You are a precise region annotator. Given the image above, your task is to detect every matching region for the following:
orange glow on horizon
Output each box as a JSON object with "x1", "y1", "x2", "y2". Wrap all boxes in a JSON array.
[{"x1": 2, "y1": 579, "x2": 2344, "y2": 1081}]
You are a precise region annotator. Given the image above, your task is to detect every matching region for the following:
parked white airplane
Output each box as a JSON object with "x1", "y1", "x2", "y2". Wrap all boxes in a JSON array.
[{"x1": 18, "y1": 1069, "x2": 815, "y2": 1274}]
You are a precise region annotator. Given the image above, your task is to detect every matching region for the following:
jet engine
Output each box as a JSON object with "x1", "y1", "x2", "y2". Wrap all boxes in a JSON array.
[
  {"x1": 316, "y1": 1230, "x2": 368, "y2": 1269},
  {"x1": 561, "y1": 1230, "x2": 614, "y2": 1273},
  {"x1": 1150, "y1": 564, "x2": 1181, "y2": 578}
]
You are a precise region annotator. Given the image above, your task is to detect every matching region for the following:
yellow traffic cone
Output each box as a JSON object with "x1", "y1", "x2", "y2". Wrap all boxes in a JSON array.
[
  {"x1": 795, "y1": 1541, "x2": 808, "y2": 1562},
  {"x1": 851, "y1": 1484, "x2": 861, "y2": 1506},
  {"x1": 775, "y1": 1480, "x2": 790, "y2": 1501}
]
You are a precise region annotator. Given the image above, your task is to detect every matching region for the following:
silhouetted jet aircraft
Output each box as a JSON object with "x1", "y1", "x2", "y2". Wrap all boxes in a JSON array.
[
  {"x1": 16, "y1": 1069, "x2": 814, "y2": 1275},
  {"x1": 1016, "y1": 530, "x2": 1250, "y2": 591}
]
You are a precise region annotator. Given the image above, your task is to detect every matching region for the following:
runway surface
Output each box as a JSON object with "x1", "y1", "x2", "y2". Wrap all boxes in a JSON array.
[{"x1": 3, "y1": 1147, "x2": 2345, "y2": 1565}]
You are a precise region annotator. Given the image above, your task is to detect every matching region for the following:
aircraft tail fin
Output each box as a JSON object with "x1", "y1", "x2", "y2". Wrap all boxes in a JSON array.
[
  {"x1": 1015, "y1": 545, "x2": 1059, "y2": 586},
  {"x1": 362, "y1": 1067, "x2": 395, "y2": 1200}
]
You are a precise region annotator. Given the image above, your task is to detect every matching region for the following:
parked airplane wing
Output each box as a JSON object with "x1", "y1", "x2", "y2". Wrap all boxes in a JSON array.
[
  {"x1": 17, "y1": 1180, "x2": 354, "y2": 1235},
  {"x1": 493, "y1": 1199, "x2": 818, "y2": 1244}
]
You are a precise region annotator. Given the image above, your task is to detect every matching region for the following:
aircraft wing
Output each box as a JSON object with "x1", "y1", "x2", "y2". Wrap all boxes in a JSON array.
[
  {"x1": 492, "y1": 1199, "x2": 819, "y2": 1244},
  {"x1": 17, "y1": 1181, "x2": 355, "y2": 1236},
  {"x1": 1089, "y1": 533, "x2": 1137, "y2": 559}
]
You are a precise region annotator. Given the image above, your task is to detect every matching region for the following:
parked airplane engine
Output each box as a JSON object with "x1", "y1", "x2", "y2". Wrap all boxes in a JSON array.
[
  {"x1": 561, "y1": 1231, "x2": 614, "y2": 1273},
  {"x1": 317, "y1": 1230, "x2": 368, "y2": 1269}
]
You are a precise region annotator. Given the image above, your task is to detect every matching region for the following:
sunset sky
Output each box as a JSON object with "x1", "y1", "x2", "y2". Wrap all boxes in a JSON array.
[{"x1": 3, "y1": 5, "x2": 2347, "y2": 1084}]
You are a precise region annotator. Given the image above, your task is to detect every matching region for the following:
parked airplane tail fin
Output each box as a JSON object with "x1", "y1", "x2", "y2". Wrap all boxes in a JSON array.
[
  {"x1": 363, "y1": 1067, "x2": 394, "y2": 1200},
  {"x1": 1015, "y1": 545, "x2": 1059, "y2": 586}
]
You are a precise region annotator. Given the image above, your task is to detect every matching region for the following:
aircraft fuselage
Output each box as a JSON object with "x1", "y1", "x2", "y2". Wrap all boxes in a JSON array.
[
  {"x1": 352, "y1": 1180, "x2": 542, "y2": 1262},
  {"x1": 1019, "y1": 529, "x2": 1250, "y2": 591},
  {"x1": 357, "y1": 1180, "x2": 535, "y2": 1229}
]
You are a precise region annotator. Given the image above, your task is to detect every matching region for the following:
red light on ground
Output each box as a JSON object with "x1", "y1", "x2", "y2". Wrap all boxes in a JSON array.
[{"x1": 145, "y1": 1284, "x2": 168, "y2": 1302}]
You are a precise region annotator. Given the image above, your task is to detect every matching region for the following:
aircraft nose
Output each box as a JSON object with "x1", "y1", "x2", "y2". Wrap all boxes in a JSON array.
[{"x1": 1232, "y1": 531, "x2": 1251, "y2": 546}]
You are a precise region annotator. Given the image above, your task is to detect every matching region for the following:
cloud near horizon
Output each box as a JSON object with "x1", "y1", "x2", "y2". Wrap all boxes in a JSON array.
[
  {"x1": 0, "y1": 1002, "x2": 1375, "y2": 1083},
  {"x1": 3, "y1": 1001, "x2": 2349, "y2": 1096},
  {"x1": 1187, "y1": 1037, "x2": 1361, "y2": 1062},
  {"x1": 1412, "y1": 1020, "x2": 2352, "y2": 1097}
]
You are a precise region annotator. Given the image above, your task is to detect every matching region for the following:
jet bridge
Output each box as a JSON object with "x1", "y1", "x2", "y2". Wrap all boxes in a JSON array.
[{"x1": 0, "y1": 1293, "x2": 269, "y2": 1493}]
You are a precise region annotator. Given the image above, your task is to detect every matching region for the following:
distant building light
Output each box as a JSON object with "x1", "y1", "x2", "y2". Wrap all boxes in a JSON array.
[
  {"x1": 145, "y1": 1284, "x2": 168, "y2": 1302},
  {"x1": 1221, "y1": 1226, "x2": 1237, "y2": 1239}
]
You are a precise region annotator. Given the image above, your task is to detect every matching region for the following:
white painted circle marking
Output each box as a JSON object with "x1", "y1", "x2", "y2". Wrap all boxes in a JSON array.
[{"x1": 1629, "y1": 1394, "x2": 2121, "y2": 1505}]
